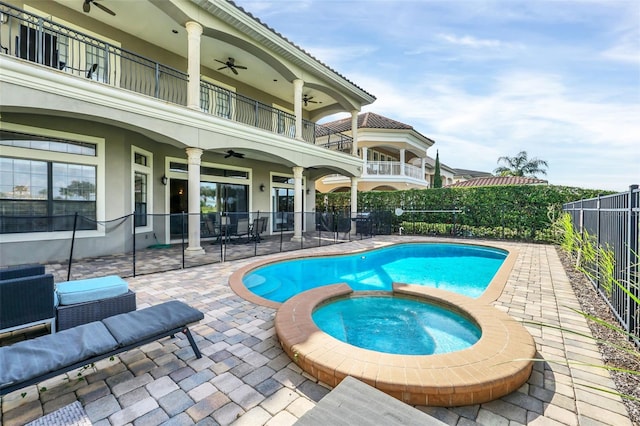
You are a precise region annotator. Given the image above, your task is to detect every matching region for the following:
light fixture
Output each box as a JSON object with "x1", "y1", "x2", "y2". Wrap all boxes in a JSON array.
[
  {"x1": 306, "y1": 188, "x2": 310, "y2": 195},
  {"x1": 0, "y1": 13, "x2": 8, "y2": 24},
  {"x1": 161, "y1": 175, "x2": 168, "y2": 186},
  {"x1": 259, "y1": 184, "x2": 265, "y2": 192}
]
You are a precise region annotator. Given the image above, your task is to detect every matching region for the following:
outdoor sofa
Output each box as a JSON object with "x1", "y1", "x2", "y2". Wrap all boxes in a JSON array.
[
  {"x1": 0, "y1": 300, "x2": 204, "y2": 396},
  {"x1": 0, "y1": 264, "x2": 56, "y2": 335}
]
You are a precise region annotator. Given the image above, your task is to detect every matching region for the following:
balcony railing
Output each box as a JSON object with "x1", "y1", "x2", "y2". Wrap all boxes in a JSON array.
[
  {"x1": 0, "y1": 2, "x2": 188, "y2": 104},
  {"x1": 0, "y1": 1, "x2": 353, "y2": 152},
  {"x1": 365, "y1": 161, "x2": 425, "y2": 180}
]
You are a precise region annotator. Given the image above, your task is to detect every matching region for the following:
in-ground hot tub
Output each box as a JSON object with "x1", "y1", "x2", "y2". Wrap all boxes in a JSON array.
[{"x1": 275, "y1": 283, "x2": 535, "y2": 406}]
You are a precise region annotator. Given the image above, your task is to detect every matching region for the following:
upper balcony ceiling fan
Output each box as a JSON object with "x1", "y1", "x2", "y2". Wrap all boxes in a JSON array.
[
  {"x1": 216, "y1": 57, "x2": 247, "y2": 75},
  {"x1": 82, "y1": 0, "x2": 116, "y2": 16},
  {"x1": 302, "y1": 94, "x2": 318, "y2": 106}
]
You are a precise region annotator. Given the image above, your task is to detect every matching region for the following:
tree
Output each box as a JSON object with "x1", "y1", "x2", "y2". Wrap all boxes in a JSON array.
[
  {"x1": 433, "y1": 150, "x2": 443, "y2": 188},
  {"x1": 494, "y1": 151, "x2": 548, "y2": 177}
]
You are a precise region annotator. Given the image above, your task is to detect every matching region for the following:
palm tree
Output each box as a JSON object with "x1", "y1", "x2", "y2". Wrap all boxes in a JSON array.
[{"x1": 494, "y1": 151, "x2": 548, "y2": 177}]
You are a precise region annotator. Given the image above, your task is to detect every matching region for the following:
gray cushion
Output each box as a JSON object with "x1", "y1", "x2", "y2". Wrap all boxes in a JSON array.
[
  {"x1": 102, "y1": 301, "x2": 203, "y2": 346},
  {"x1": 0, "y1": 322, "x2": 118, "y2": 389}
]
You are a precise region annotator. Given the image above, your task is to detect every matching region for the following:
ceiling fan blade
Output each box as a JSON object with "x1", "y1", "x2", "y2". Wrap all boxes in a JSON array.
[
  {"x1": 215, "y1": 59, "x2": 226, "y2": 65},
  {"x1": 83, "y1": 0, "x2": 91, "y2": 12},
  {"x1": 231, "y1": 67, "x2": 238, "y2": 75},
  {"x1": 235, "y1": 65, "x2": 247, "y2": 70},
  {"x1": 94, "y1": 1, "x2": 116, "y2": 16},
  {"x1": 217, "y1": 66, "x2": 228, "y2": 71}
]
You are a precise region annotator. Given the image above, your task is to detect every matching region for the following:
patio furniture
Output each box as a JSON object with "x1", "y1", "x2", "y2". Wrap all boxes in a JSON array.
[
  {"x1": 249, "y1": 216, "x2": 268, "y2": 242},
  {"x1": 55, "y1": 275, "x2": 136, "y2": 331},
  {"x1": 0, "y1": 265, "x2": 56, "y2": 335},
  {"x1": 0, "y1": 300, "x2": 203, "y2": 396}
]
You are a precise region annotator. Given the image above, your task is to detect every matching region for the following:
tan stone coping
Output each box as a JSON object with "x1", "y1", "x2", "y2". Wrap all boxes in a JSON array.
[
  {"x1": 275, "y1": 283, "x2": 536, "y2": 406},
  {"x1": 229, "y1": 241, "x2": 519, "y2": 309}
]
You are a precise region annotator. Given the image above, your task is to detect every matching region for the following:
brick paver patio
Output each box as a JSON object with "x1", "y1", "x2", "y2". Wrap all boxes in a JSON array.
[{"x1": 0, "y1": 237, "x2": 633, "y2": 425}]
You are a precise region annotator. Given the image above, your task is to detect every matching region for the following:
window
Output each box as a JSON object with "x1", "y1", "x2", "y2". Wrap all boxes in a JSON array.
[
  {"x1": 85, "y1": 44, "x2": 105, "y2": 82},
  {"x1": 132, "y1": 147, "x2": 152, "y2": 230},
  {"x1": 215, "y1": 88, "x2": 232, "y2": 118},
  {"x1": 0, "y1": 157, "x2": 96, "y2": 233}
]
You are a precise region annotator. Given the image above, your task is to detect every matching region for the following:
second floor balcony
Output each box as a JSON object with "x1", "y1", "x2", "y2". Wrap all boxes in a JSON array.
[
  {"x1": 0, "y1": 2, "x2": 353, "y2": 153},
  {"x1": 365, "y1": 161, "x2": 425, "y2": 181}
]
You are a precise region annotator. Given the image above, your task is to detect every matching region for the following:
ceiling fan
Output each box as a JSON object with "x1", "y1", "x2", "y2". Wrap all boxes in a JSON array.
[
  {"x1": 302, "y1": 94, "x2": 318, "y2": 106},
  {"x1": 224, "y1": 150, "x2": 245, "y2": 159},
  {"x1": 216, "y1": 57, "x2": 247, "y2": 75},
  {"x1": 82, "y1": 0, "x2": 116, "y2": 16}
]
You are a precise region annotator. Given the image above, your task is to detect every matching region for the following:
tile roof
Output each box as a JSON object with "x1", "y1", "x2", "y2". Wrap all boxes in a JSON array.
[
  {"x1": 446, "y1": 176, "x2": 548, "y2": 188},
  {"x1": 321, "y1": 112, "x2": 415, "y2": 133}
]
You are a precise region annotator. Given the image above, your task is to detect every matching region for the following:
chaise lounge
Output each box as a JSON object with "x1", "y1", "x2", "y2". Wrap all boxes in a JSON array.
[{"x1": 0, "y1": 300, "x2": 204, "y2": 396}]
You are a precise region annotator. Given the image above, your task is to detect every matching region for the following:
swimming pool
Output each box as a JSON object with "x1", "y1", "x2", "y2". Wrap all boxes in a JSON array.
[{"x1": 242, "y1": 243, "x2": 506, "y2": 303}]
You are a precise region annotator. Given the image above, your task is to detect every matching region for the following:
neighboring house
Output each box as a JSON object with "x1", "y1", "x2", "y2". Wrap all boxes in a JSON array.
[
  {"x1": 451, "y1": 168, "x2": 493, "y2": 185},
  {"x1": 445, "y1": 176, "x2": 548, "y2": 188},
  {"x1": 0, "y1": 0, "x2": 375, "y2": 264},
  {"x1": 422, "y1": 156, "x2": 459, "y2": 187},
  {"x1": 316, "y1": 112, "x2": 435, "y2": 192}
]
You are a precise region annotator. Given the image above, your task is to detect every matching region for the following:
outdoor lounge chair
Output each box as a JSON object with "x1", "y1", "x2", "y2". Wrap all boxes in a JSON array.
[
  {"x1": 0, "y1": 300, "x2": 203, "y2": 396},
  {"x1": 0, "y1": 264, "x2": 56, "y2": 335}
]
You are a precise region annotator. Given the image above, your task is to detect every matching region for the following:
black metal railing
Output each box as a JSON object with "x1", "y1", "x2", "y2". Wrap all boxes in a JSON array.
[
  {"x1": 0, "y1": 1, "x2": 354, "y2": 151},
  {"x1": 0, "y1": 1, "x2": 188, "y2": 105},
  {"x1": 563, "y1": 185, "x2": 640, "y2": 346}
]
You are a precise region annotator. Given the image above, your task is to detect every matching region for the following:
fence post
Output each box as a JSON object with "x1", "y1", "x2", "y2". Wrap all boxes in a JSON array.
[
  {"x1": 132, "y1": 211, "x2": 136, "y2": 277},
  {"x1": 627, "y1": 185, "x2": 639, "y2": 337},
  {"x1": 596, "y1": 195, "x2": 601, "y2": 290},
  {"x1": 67, "y1": 212, "x2": 78, "y2": 281}
]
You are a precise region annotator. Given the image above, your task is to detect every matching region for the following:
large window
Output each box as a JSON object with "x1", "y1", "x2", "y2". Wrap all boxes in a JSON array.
[{"x1": 0, "y1": 157, "x2": 96, "y2": 233}]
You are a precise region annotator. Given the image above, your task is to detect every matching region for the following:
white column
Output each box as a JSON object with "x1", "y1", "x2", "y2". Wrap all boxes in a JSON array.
[
  {"x1": 400, "y1": 149, "x2": 406, "y2": 176},
  {"x1": 291, "y1": 166, "x2": 304, "y2": 241},
  {"x1": 361, "y1": 146, "x2": 368, "y2": 175},
  {"x1": 421, "y1": 157, "x2": 426, "y2": 183},
  {"x1": 185, "y1": 147, "x2": 204, "y2": 255},
  {"x1": 350, "y1": 177, "x2": 358, "y2": 235},
  {"x1": 293, "y1": 79, "x2": 304, "y2": 140},
  {"x1": 351, "y1": 110, "x2": 359, "y2": 156},
  {"x1": 186, "y1": 21, "x2": 203, "y2": 110}
]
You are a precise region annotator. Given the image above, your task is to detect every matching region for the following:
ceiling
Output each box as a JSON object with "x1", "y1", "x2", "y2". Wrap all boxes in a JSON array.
[{"x1": 51, "y1": 0, "x2": 339, "y2": 116}]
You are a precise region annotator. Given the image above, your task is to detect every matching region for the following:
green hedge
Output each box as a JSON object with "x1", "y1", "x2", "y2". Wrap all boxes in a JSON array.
[{"x1": 318, "y1": 185, "x2": 611, "y2": 242}]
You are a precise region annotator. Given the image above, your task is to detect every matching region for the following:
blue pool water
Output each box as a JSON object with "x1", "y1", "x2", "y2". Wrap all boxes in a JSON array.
[
  {"x1": 243, "y1": 243, "x2": 506, "y2": 302},
  {"x1": 312, "y1": 296, "x2": 481, "y2": 355}
]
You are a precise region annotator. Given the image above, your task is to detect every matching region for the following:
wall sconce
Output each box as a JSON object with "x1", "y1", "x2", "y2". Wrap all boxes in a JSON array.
[
  {"x1": 160, "y1": 175, "x2": 168, "y2": 186},
  {"x1": 259, "y1": 184, "x2": 265, "y2": 192},
  {"x1": 306, "y1": 188, "x2": 310, "y2": 195}
]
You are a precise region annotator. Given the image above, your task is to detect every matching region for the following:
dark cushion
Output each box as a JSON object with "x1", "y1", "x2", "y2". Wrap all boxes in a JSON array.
[
  {"x1": 102, "y1": 301, "x2": 204, "y2": 346},
  {"x1": 0, "y1": 322, "x2": 118, "y2": 389},
  {"x1": 0, "y1": 264, "x2": 45, "y2": 280}
]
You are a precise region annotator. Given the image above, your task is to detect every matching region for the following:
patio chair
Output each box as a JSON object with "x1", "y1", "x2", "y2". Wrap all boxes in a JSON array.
[
  {"x1": 231, "y1": 218, "x2": 250, "y2": 242},
  {"x1": 249, "y1": 216, "x2": 268, "y2": 242}
]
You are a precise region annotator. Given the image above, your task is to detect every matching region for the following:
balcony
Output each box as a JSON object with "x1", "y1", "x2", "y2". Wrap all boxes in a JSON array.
[
  {"x1": 365, "y1": 161, "x2": 425, "y2": 181},
  {"x1": 0, "y1": 2, "x2": 351, "y2": 151}
]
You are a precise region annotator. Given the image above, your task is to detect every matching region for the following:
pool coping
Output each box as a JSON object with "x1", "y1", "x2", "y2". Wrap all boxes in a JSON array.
[
  {"x1": 275, "y1": 283, "x2": 536, "y2": 406},
  {"x1": 229, "y1": 240, "x2": 519, "y2": 309}
]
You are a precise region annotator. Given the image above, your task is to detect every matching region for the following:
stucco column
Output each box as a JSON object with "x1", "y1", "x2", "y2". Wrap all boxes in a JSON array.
[
  {"x1": 291, "y1": 166, "x2": 304, "y2": 241},
  {"x1": 185, "y1": 147, "x2": 204, "y2": 255},
  {"x1": 186, "y1": 21, "x2": 203, "y2": 110},
  {"x1": 421, "y1": 156, "x2": 426, "y2": 183},
  {"x1": 351, "y1": 110, "x2": 359, "y2": 156},
  {"x1": 293, "y1": 79, "x2": 304, "y2": 140},
  {"x1": 361, "y1": 146, "x2": 368, "y2": 175},
  {"x1": 350, "y1": 177, "x2": 358, "y2": 235},
  {"x1": 400, "y1": 149, "x2": 406, "y2": 176}
]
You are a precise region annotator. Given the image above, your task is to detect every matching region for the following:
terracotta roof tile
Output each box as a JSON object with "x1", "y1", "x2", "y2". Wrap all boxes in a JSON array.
[
  {"x1": 322, "y1": 112, "x2": 415, "y2": 133},
  {"x1": 446, "y1": 176, "x2": 548, "y2": 188}
]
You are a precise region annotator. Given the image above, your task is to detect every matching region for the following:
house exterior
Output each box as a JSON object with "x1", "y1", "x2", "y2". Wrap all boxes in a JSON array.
[
  {"x1": 446, "y1": 176, "x2": 548, "y2": 188},
  {"x1": 0, "y1": 0, "x2": 375, "y2": 265},
  {"x1": 316, "y1": 112, "x2": 435, "y2": 192}
]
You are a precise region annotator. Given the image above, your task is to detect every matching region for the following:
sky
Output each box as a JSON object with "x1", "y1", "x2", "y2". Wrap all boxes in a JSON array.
[{"x1": 235, "y1": 0, "x2": 639, "y2": 191}]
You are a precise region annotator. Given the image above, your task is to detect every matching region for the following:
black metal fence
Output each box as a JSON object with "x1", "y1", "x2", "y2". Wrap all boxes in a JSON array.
[
  {"x1": 2, "y1": 210, "x2": 377, "y2": 280},
  {"x1": 563, "y1": 185, "x2": 640, "y2": 345}
]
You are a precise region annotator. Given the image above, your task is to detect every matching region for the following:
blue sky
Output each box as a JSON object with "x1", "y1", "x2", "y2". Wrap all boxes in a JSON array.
[{"x1": 236, "y1": 0, "x2": 639, "y2": 191}]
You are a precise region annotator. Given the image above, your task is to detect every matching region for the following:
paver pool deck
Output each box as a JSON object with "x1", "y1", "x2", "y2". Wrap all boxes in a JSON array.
[{"x1": 0, "y1": 237, "x2": 634, "y2": 425}]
